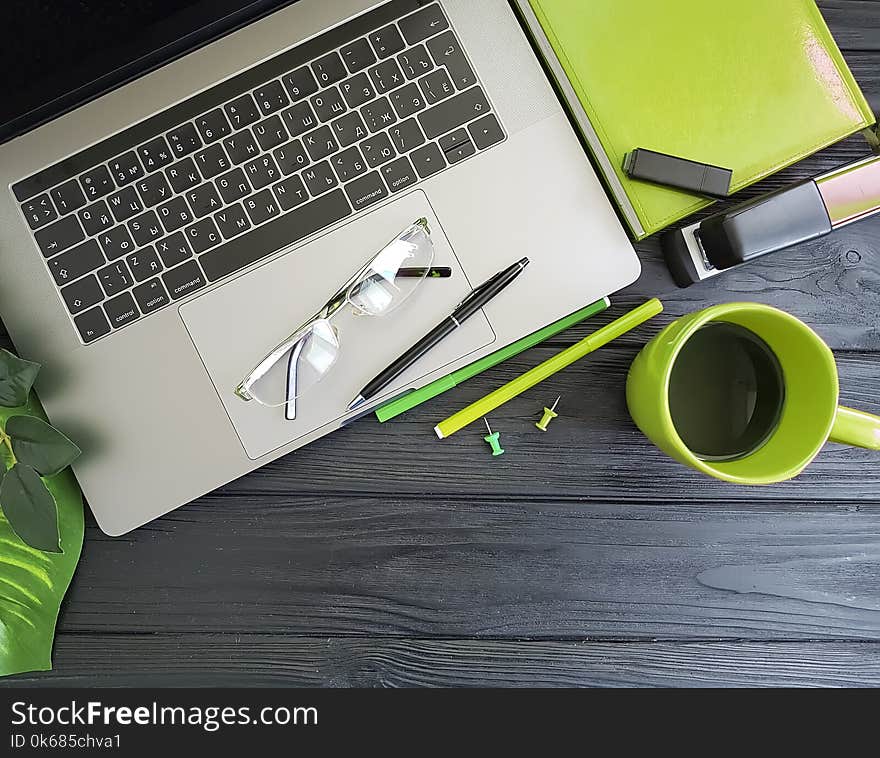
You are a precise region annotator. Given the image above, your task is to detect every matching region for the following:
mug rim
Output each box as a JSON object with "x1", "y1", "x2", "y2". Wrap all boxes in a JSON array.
[{"x1": 656, "y1": 302, "x2": 839, "y2": 484}]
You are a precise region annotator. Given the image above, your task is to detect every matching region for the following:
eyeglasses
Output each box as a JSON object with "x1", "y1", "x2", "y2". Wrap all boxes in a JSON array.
[{"x1": 235, "y1": 218, "x2": 435, "y2": 416}]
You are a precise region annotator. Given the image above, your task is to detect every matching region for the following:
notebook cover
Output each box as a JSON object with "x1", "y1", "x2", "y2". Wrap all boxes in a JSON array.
[{"x1": 526, "y1": 0, "x2": 875, "y2": 239}]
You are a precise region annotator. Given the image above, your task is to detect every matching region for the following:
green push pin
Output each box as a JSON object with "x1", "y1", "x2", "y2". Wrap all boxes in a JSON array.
[
  {"x1": 536, "y1": 396, "x2": 561, "y2": 432},
  {"x1": 483, "y1": 418, "x2": 505, "y2": 457}
]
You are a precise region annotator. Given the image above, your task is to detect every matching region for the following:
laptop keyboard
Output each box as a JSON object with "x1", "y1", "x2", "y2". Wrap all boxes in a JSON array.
[{"x1": 12, "y1": 1, "x2": 505, "y2": 344}]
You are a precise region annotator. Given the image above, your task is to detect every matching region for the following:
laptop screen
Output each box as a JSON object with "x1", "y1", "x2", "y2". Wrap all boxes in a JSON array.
[{"x1": 0, "y1": 0, "x2": 297, "y2": 144}]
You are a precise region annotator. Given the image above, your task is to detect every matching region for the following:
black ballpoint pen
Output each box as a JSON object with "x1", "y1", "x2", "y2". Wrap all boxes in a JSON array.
[{"x1": 347, "y1": 257, "x2": 530, "y2": 411}]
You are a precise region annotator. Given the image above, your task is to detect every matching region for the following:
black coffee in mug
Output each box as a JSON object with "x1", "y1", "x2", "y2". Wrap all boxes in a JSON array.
[{"x1": 667, "y1": 322, "x2": 785, "y2": 461}]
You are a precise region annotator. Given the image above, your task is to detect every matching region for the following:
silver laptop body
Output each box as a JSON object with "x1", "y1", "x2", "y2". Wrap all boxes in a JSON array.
[{"x1": 0, "y1": 0, "x2": 640, "y2": 534}]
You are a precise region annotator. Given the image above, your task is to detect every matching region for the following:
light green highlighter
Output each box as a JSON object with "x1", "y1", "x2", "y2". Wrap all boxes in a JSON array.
[{"x1": 375, "y1": 299, "x2": 610, "y2": 422}]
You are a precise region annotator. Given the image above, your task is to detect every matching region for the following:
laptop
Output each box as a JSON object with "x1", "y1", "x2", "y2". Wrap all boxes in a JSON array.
[{"x1": 0, "y1": 0, "x2": 640, "y2": 535}]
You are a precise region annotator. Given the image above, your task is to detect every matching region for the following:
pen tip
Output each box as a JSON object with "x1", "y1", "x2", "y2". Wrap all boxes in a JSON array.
[
  {"x1": 519, "y1": 257, "x2": 530, "y2": 267},
  {"x1": 347, "y1": 395, "x2": 367, "y2": 412}
]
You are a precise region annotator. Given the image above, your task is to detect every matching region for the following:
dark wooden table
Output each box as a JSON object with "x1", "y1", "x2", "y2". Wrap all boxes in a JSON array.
[{"x1": 6, "y1": 1, "x2": 880, "y2": 688}]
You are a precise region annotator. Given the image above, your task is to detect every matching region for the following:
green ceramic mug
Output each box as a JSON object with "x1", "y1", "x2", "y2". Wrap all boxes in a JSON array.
[{"x1": 626, "y1": 303, "x2": 880, "y2": 484}]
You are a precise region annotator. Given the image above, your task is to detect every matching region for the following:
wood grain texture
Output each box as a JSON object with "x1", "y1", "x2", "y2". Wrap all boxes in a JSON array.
[
  {"x1": 0, "y1": 0, "x2": 879, "y2": 687},
  {"x1": 46, "y1": 497, "x2": 880, "y2": 639},
  {"x1": 4, "y1": 637, "x2": 880, "y2": 687}
]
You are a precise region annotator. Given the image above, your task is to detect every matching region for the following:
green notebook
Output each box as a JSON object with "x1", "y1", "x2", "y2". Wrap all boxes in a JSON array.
[{"x1": 519, "y1": 0, "x2": 875, "y2": 239}]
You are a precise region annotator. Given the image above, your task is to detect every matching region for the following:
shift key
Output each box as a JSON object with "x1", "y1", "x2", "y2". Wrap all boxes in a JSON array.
[{"x1": 418, "y1": 87, "x2": 490, "y2": 140}]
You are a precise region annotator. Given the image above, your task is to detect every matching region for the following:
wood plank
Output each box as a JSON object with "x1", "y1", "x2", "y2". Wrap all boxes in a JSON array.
[
  {"x1": 209, "y1": 348, "x2": 880, "y2": 500},
  {"x1": 4, "y1": 636, "x2": 880, "y2": 687},
  {"x1": 54, "y1": 496, "x2": 880, "y2": 639},
  {"x1": 822, "y1": 1, "x2": 880, "y2": 51}
]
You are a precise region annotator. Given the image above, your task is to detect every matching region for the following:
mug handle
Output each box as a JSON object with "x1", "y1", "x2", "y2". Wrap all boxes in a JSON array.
[{"x1": 830, "y1": 406, "x2": 880, "y2": 450}]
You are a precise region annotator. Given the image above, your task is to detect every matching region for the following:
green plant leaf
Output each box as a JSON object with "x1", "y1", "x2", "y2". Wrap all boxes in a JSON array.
[
  {"x1": 0, "y1": 350, "x2": 40, "y2": 408},
  {"x1": 0, "y1": 464, "x2": 60, "y2": 553},
  {"x1": 6, "y1": 416, "x2": 81, "y2": 476},
  {"x1": 0, "y1": 402, "x2": 83, "y2": 678}
]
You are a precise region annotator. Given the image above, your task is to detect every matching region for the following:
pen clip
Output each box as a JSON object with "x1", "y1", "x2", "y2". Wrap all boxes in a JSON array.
[{"x1": 454, "y1": 272, "x2": 503, "y2": 311}]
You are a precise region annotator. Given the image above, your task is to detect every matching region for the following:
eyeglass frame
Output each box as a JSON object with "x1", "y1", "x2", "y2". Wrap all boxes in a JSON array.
[{"x1": 234, "y1": 217, "x2": 433, "y2": 414}]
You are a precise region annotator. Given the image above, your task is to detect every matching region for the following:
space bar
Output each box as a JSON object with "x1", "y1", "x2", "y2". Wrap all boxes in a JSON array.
[{"x1": 200, "y1": 189, "x2": 352, "y2": 282}]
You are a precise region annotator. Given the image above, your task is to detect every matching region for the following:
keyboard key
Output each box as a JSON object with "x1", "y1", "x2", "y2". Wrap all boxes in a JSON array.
[
  {"x1": 214, "y1": 203, "x2": 252, "y2": 239},
  {"x1": 166, "y1": 157, "x2": 202, "y2": 193},
  {"x1": 243, "y1": 189, "x2": 280, "y2": 226},
  {"x1": 410, "y1": 142, "x2": 446, "y2": 178},
  {"x1": 391, "y1": 83, "x2": 427, "y2": 118},
  {"x1": 133, "y1": 278, "x2": 170, "y2": 314},
  {"x1": 167, "y1": 123, "x2": 203, "y2": 157},
  {"x1": 225, "y1": 94, "x2": 261, "y2": 130},
  {"x1": 340, "y1": 73, "x2": 376, "y2": 109},
  {"x1": 345, "y1": 171, "x2": 388, "y2": 211},
  {"x1": 200, "y1": 189, "x2": 351, "y2": 281},
  {"x1": 400, "y1": 4, "x2": 448, "y2": 44},
  {"x1": 445, "y1": 138, "x2": 476, "y2": 164},
  {"x1": 427, "y1": 31, "x2": 476, "y2": 90},
  {"x1": 332, "y1": 146, "x2": 367, "y2": 182},
  {"x1": 137, "y1": 136, "x2": 174, "y2": 172},
  {"x1": 388, "y1": 118, "x2": 426, "y2": 153},
  {"x1": 331, "y1": 111, "x2": 369, "y2": 148},
  {"x1": 281, "y1": 101, "x2": 319, "y2": 138},
  {"x1": 216, "y1": 167, "x2": 252, "y2": 204},
  {"x1": 21, "y1": 194, "x2": 57, "y2": 229},
  {"x1": 98, "y1": 225, "x2": 135, "y2": 260},
  {"x1": 369, "y1": 59, "x2": 405, "y2": 94},
  {"x1": 184, "y1": 218, "x2": 222, "y2": 254},
  {"x1": 273, "y1": 141, "x2": 309, "y2": 175},
  {"x1": 272, "y1": 176, "x2": 309, "y2": 212},
  {"x1": 156, "y1": 232, "x2": 192, "y2": 268},
  {"x1": 381, "y1": 156, "x2": 418, "y2": 193},
  {"x1": 163, "y1": 260, "x2": 206, "y2": 300},
  {"x1": 303, "y1": 125, "x2": 339, "y2": 162},
  {"x1": 243, "y1": 154, "x2": 282, "y2": 191},
  {"x1": 193, "y1": 144, "x2": 231, "y2": 180},
  {"x1": 135, "y1": 172, "x2": 173, "y2": 207},
  {"x1": 34, "y1": 215, "x2": 85, "y2": 258},
  {"x1": 468, "y1": 113, "x2": 505, "y2": 150},
  {"x1": 157, "y1": 197, "x2": 194, "y2": 233},
  {"x1": 302, "y1": 161, "x2": 338, "y2": 196},
  {"x1": 361, "y1": 132, "x2": 397, "y2": 168},
  {"x1": 98, "y1": 260, "x2": 133, "y2": 297},
  {"x1": 51, "y1": 179, "x2": 87, "y2": 215},
  {"x1": 48, "y1": 239, "x2": 105, "y2": 285},
  {"x1": 398, "y1": 45, "x2": 434, "y2": 80},
  {"x1": 420, "y1": 68, "x2": 455, "y2": 105},
  {"x1": 310, "y1": 87, "x2": 347, "y2": 123},
  {"x1": 438, "y1": 128, "x2": 470, "y2": 153},
  {"x1": 61, "y1": 274, "x2": 104, "y2": 315},
  {"x1": 78, "y1": 200, "x2": 114, "y2": 235},
  {"x1": 74, "y1": 306, "x2": 111, "y2": 343},
  {"x1": 109, "y1": 151, "x2": 145, "y2": 186},
  {"x1": 104, "y1": 291, "x2": 140, "y2": 329},
  {"x1": 282, "y1": 66, "x2": 319, "y2": 102},
  {"x1": 195, "y1": 109, "x2": 232, "y2": 144},
  {"x1": 80, "y1": 165, "x2": 115, "y2": 200},
  {"x1": 253, "y1": 81, "x2": 290, "y2": 116},
  {"x1": 312, "y1": 52, "x2": 347, "y2": 86},
  {"x1": 128, "y1": 210, "x2": 164, "y2": 247},
  {"x1": 253, "y1": 115, "x2": 289, "y2": 151},
  {"x1": 361, "y1": 97, "x2": 397, "y2": 132},
  {"x1": 127, "y1": 246, "x2": 163, "y2": 282},
  {"x1": 418, "y1": 86, "x2": 489, "y2": 139},
  {"x1": 369, "y1": 24, "x2": 405, "y2": 59},
  {"x1": 186, "y1": 183, "x2": 223, "y2": 218},
  {"x1": 107, "y1": 187, "x2": 144, "y2": 223},
  {"x1": 223, "y1": 131, "x2": 261, "y2": 165},
  {"x1": 341, "y1": 39, "x2": 376, "y2": 74}
]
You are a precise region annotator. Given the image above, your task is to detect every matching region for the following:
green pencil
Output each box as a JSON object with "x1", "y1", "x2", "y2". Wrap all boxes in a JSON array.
[{"x1": 374, "y1": 298, "x2": 610, "y2": 422}]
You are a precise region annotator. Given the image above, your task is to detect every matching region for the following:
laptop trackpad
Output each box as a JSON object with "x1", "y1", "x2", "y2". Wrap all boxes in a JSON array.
[{"x1": 179, "y1": 191, "x2": 496, "y2": 460}]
